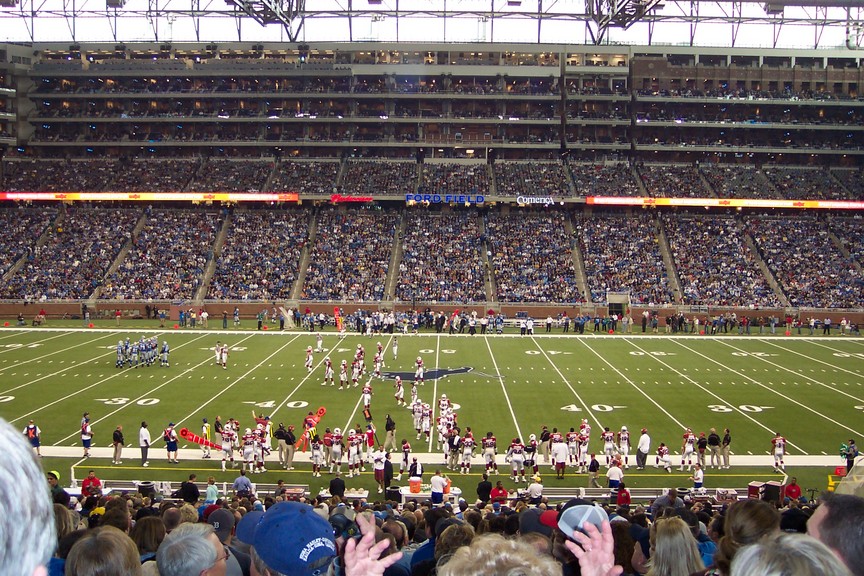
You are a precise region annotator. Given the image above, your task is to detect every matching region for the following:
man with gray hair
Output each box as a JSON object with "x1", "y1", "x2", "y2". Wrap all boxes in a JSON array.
[
  {"x1": 157, "y1": 522, "x2": 227, "y2": 576},
  {"x1": 807, "y1": 492, "x2": 864, "y2": 576},
  {"x1": 0, "y1": 417, "x2": 55, "y2": 576}
]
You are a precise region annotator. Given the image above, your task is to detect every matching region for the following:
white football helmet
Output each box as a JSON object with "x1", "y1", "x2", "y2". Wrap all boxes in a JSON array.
[
  {"x1": 245, "y1": 428, "x2": 252, "y2": 434},
  {"x1": 334, "y1": 428, "x2": 342, "y2": 435},
  {"x1": 348, "y1": 429, "x2": 356, "y2": 437},
  {"x1": 417, "y1": 356, "x2": 422, "y2": 361},
  {"x1": 621, "y1": 426, "x2": 628, "y2": 432},
  {"x1": 529, "y1": 434, "x2": 537, "y2": 441}
]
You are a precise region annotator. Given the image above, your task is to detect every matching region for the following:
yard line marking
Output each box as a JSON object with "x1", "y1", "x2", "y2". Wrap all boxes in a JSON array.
[
  {"x1": 486, "y1": 333, "x2": 523, "y2": 442},
  {"x1": 629, "y1": 339, "x2": 808, "y2": 453},
  {"x1": 579, "y1": 338, "x2": 687, "y2": 429},
  {"x1": 0, "y1": 332, "x2": 118, "y2": 372},
  {"x1": 429, "y1": 334, "x2": 441, "y2": 452},
  {"x1": 0, "y1": 330, "x2": 175, "y2": 397},
  {"x1": 531, "y1": 337, "x2": 603, "y2": 430},
  {"x1": 726, "y1": 340, "x2": 864, "y2": 404},
  {"x1": 673, "y1": 340, "x2": 862, "y2": 442},
  {"x1": 0, "y1": 330, "x2": 78, "y2": 355},
  {"x1": 338, "y1": 336, "x2": 393, "y2": 438},
  {"x1": 38, "y1": 334, "x2": 213, "y2": 439},
  {"x1": 148, "y1": 333, "x2": 299, "y2": 443}
]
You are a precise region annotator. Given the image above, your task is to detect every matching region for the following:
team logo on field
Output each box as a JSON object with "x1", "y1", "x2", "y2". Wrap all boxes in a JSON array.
[{"x1": 382, "y1": 366, "x2": 475, "y2": 380}]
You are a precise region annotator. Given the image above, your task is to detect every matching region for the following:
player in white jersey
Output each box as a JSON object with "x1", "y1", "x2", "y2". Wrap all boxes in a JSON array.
[
  {"x1": 315, "y1": 333, "x2": 323, "y2": 353},
  {"x1": 339, "y1": 360, "x2": 348, "y2": 390},
  {"x1": 394, "y1": 376, "x2": 405, "y2": 406},
  {"x1": 322, "y1": 357, "x2": 334, "y2": 386},
  {"x1": 218, "y1": 344, "x2": 229, "y2": 369},
  {"x1": 771, "y1": 432, "x2": 786, "y2": 472},
  {"x1": 438, "y1": 394, "x2": 452, "y2": 415},
  {"x1": 160, "y1": 341, "x2": 170, "y2": 367},
  {"x1": 410, "y1": 382, "x2": 418, "y2": 407},
  {"x1": 656, "y1": 443, "x2": 672, "y2": 472},
  {"x1": 305, "y1": 347, "x2": 314, "y2": 372},
  {"x1": 460, "y1": 434, "x2": 476, "y2": 474},
  {"x1": 412, "y1": 401, "x2": 424, "y2": 438},
  {"x1": 201, "y1": 418, "x2": 211, "y2": 459},
  {"x1": 398, "y1": 438, "x2": 411, "y2": 480},
  {"x1": 525, "y1": 434, "x2": 539, "y2": 475},
  {"x1": 373, "y1": 353, "x2": 383, "y2": 379},
  {"x1": 351, "y1": 361, "x2": 361, "y2": 387},
  {"x1": 330, "y1": 428, "x2": 344, "y2": 475},
  {"x1": 601, "y1": 427, "x2": 617, "y2": 466},
  {"x1": 507, "y1": 438, "x2": 527, "y2": 482},
  {"x1": 214, "y1": 341, "x2": 222, "y2": 366},
  {"x1": 392, "y1": 337, "x2": 398, "y2": 360},
  {"x1": 347, "y1": 430, "x2": 362, "y2": 477},
  {"x1": 220, "y1": 424, "x2": 236, "y2": 471},
  {"x1": 420, "y1": 403, "x2": 432, "y2": 440},
  {"x1": 241, "y1": 428, "x2": 256, "y2": 473},
  {"x1": 482, "y1": 432, "x2": 498, "y2": 475},
  {"x1": 415, "y1": 356, "x2": 425, "y2": 384},
  {"x1": 362, "y1": 383, "x2": 373, "y2": 410},
  {"x1": 566, "y1": 428, "x2": 579, "y2": 464},
  {"x1": 617, "y1": 426, "x2": 631, "y2": 469},
  {"x1": 680, "y1": 428, "x2": 696, "y2": 471},
  {"x1": 578, "y1": 432, "x2": 590, "y2": 473},
  {"x1": 579, "y1": 418, "x2": 592, "y2": 438},
  {"x1": 310, "y1": 436, "x2": 324, "y2": 477}
]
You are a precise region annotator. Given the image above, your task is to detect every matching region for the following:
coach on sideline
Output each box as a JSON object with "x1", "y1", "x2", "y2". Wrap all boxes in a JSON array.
[{"x1": 0, "y1": 416, "x2": 56, "y2": 576}]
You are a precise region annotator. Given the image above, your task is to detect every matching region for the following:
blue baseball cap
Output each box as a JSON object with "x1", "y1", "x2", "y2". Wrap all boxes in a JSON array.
[{"x1": 252, "y1": 502, "x2": 336, "y2": 576}]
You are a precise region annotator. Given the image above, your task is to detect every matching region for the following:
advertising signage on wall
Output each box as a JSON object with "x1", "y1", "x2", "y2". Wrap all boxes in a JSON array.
[
  {"x1": 0, "y1": 192, "x2": 301, "y2": 202},
  {"x1": 405, "y1": 194, "x2": 485, "y2": 205}
]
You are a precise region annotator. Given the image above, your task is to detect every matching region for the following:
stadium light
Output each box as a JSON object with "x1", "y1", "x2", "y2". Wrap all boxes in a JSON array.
[
  {"x1": 106, "y1": 0, "x2": 126, "y2": 8},
  {"x1": 0, "y1": 0, "x2": 19, "y2": 7},
  {"x1": 507, "y1": 0, "x2": 523, "y2": 5}
]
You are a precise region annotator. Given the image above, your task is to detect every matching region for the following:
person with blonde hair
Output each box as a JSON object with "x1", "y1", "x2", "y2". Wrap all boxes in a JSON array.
[
  {"x1": 437, "y1": 533, "x2": 562, "y2": 576},
  {"x1": 645, "y1": 517, "x2": 704, "y2": 576},
  {"x1": 65, "y1": 526, "x2": 143, "y2": 576},
  {"x1": 731, "y1": 532, "x2": 852, "y2": 576},
  {"x1": 712, "y1": 498, "x2": 780, "y2": 575}
]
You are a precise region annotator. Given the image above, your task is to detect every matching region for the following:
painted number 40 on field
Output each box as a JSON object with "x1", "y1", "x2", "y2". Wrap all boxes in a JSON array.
[{"x1": 561, "y1": 404, "x2": 626, "y2": 412}]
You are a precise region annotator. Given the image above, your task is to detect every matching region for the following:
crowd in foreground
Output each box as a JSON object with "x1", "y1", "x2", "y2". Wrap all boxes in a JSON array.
[{"x1": 5, "y1": 415, "x2": 864, "y2": 576}]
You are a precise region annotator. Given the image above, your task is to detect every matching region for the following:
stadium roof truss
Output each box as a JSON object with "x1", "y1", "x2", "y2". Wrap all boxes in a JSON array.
[{"x1": 0, "y1": 0, "x2": 862, "y2": 48}]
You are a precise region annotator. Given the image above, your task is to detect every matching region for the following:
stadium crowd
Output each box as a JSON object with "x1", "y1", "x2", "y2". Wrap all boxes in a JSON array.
[
  {"x1": 761, "y1": 167, "x2": 850, "y2": 201},
  {"x1": 568, "y1": 163, "x2": 641, "y2": 197},
  {"x1": 187, "y1": 159, "x2": 273, "y2": 193},
  {"x1": 663, "y1": 214, "x2": 782, "y2": 307},
  {"x1": 747, "y1": 216, "x2": 864, "y2": 308},
  {"x1": 419, "y1": 164, "x2": 490, "y2": 197},
  {"x1": 4, "y1": 413, "x2": 862, "y2": 576},
  {"x1": 578, "y1": 213, "x2": 673, "y2": 305},
  {"x1": 699, "y1": 165, "x2": 767, "y2": 199},
  {"x1": 637, "y1": 164, "x2": 711, "y2": 198},
  {"x1": 269, "y1": 160, "x2": 340, "y2": 194},
  {"x1": 110, "y1": 159, "x2": 199, "y2": 193},
  {"x1": 302, "y1": 207, "x2": 394, "y2": 301},
  {"x1": 207, "y1": 210, "x2": 310, "y2": 301},
  {"x1": 492, "y1": 162, "x2": 571, "y2": 197},
  {"x1": 485, "y1": 212, "x2": 583, "y2": 303},
  {"x1": 0, "y1": 207, "x2": 138, "y2": 300},
  {"x1": 396, "y1": 212, "x2": 487, "y2": 303},
  {"x1": 101, "y1": 210, "x2": 220, "y2": 301},
  {"x1": 340, "y1": 161, "x2": 418, "y2": 197},
  {"x1": 0, "y1": 207, "x2": 57, "y2": 278},
  {"x1": 2, "y1": 159, "x2": 116, "y2": 192}
]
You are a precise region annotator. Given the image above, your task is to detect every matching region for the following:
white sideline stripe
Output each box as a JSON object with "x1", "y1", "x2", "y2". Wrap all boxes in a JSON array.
[
  {"x1": 48, "y1": 333, "x2": 213, "y2": 441},
  {"x1": 159, "y1": 333, "x2": 299, "y2": 438},
  {"x1": 336, "y1": 335, "x2": 393, "y2": 435},
  {"x1": 0, "y1": 332, "x2": 119, "y2": 374},
  {"x1": 0, "y1": 331, "x2": 73, "y2": 354},
  {"x1": 733, "y1": 339, "x2": 864, "y2": 404},
  {"x1": 673, "y1": 339, "x2": 862, "y2": 446},
  {"x1": 629, "y1": 338, "x2": 808, "y2": 454},
  {"x1": 579, "y1": 338, "x2": 687, "y2": 429},
  {"x1": 530, "y1": 336, "x2": 603, "y2": 430},
  {"x1": 428, "y1": 334, "x2": 441, "y2": 452},
  {"x1": 485, "y1": 332, "x2": 523, "y2": 442}
]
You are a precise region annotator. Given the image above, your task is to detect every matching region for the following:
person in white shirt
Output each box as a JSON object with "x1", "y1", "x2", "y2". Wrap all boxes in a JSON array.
[
  {"x1": 139, "y1": 421, "x2": 151, "y2": 467},
  {"x1": 606, "y1": 460, "x2": 624, "y2": 489},
  {"x1": 525, "y1": 475, "x2": 544, "y2": 505},
  {"x1": 690, "y1": 463, "x2": 705, "y2": 494},
  {"x1": 373, "y1": 447, "x2": 387, "y2": 494},
  {"x1": 636, "y1": 428, "x2": 651, "y2": 470},
  {"x1": 430, "y1": 469, "x2": 449, "y2": 506}
]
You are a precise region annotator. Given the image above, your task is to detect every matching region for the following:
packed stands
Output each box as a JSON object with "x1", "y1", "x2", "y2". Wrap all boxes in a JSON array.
[
  {"x1": 761, "y1": 167, "x2": 850, "y2": 201},
  {"x1": 492, "y1": 162, "x2": 571, "y2": 197},
  {"x1": 637, "y1": 164, "x2": 712, "y2": 198},
  {"x1": 187, "y1": 159, "x2": 273, "y2": 193},
  {"x1": 568, "y1": 163, "x2": 641, "y2": 197},
  {"x1": 339, "y1": 161, "x2": 417, "y2": 197},
  {"x1": 269, "y1": 161, "x2": 340, "y2": 194},
  {"x1": 0, "y1": 207, "x2": 57, "y2": 278},
  {"x1": 699, "y1": 165, "x2": 766, "y2": 199},
  {"x1": 1, "y1": 159, "x2": 115, "y2": 192},
  {"x1": 110, "y1": 159, "x2": 198, "y2": 192},
  {"x1": 419, "y1": 164, "x2": 490, "y2": 197}
]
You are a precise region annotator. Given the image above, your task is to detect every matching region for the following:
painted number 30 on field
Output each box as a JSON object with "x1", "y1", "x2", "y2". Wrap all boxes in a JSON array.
[
  {"x1": 95, "y1": 397, "x2": 161, "y2": 406},
  {"x1": 708, "y1": 404, "x2": 772, "y2": 413}
]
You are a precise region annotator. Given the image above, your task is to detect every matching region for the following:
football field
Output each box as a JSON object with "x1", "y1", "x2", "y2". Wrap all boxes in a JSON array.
[{"x1": 1, "y1": 324, "x2": 862, "y2": 495}]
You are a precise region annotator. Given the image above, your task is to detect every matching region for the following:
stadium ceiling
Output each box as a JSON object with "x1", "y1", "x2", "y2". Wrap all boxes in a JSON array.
[{"x1": 0, "y1": 0, "x2": 862, "y2": 48}]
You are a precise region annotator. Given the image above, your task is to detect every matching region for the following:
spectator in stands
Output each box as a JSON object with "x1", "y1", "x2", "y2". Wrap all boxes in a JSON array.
[
  {"x1": 645, "y1": 516, "x2": 704, "y2": 576},
  {"x1": 207, "y1": 508, "x2": 251, "y2": 576},
  {"x1": 66, "y1": 526, "x2": 143, "y2": 576},
  {"x1": 713, "y1": 498, "x2": 780, "y2": 575},
  {"x1": 807, "y1": 493, "x2": 864, "y2": 576},
  {"x1": 249, "y1": 501, "x2": 339, "y2": 576},
  {"x1": 731, "y1": 533, "x2": 852, "y2": 576},
  {"x1": 157, "y1": 523, "x2": 227, "y2": 576},
  {"x1": 129, "y1": 516, "x2": 166, "y2": 564}
]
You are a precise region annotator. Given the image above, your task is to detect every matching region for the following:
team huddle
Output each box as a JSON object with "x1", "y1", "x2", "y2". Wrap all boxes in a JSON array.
[{"x1": 115, "y1": 337, "x2": 169, "y2": 368}]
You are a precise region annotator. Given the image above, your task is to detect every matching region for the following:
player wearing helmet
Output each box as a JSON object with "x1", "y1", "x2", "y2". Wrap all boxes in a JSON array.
[
  {"x1": 617, "y1": 426, "x2": 631, "y2": 469},
  {"x1": 322, "y1": 356, "x2": 334, "y2": 386},
  {"x1": 414, "y1": 356, "x2": 424, "y2": 385},
  {"x1": 305, "y1": 346, "x2": 314, "y2": 372}
]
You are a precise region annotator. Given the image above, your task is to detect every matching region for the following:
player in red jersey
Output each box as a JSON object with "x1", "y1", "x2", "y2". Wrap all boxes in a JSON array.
[
  {"x1": 305, "y1": 346, "x2": 314, "y2": 372},
  {"x1": 482, "y1": 431, "x2": 498, "y2": 474},
  {"x1": 772, "y1": 432, "x2": 786, "y2": 472}
]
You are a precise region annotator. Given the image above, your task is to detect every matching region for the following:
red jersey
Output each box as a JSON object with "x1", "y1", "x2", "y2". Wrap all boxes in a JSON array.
[
  {"x1": 550, "y1": 432, "x2": 564, "y2": 443},
  {"x1": 509, "y1": 441, "x2": 525, "y2": 455},
  {"x1": 566, "y1": 431, "x2": 579, "y2": 444},
  {"x1": 658, "y1": 445, "x2": 669, "y2": 458},
  {"x1": 602, "y1": 431, "x2": 615, "y2": 444},
  {"x1": 323, "y1": 432, "x2": 333, "y2": 447},
  {"x1": 772, "y1": 436, "x2": 786, "y2": 451},
  {"x1": 365, "y1": 429, "x2": 375, "y2": 447}
]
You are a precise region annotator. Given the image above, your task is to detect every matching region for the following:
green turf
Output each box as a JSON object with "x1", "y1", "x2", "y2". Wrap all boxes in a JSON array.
[{"x1": 3, "y1": 322, "x2": 861, "y2": 499}]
